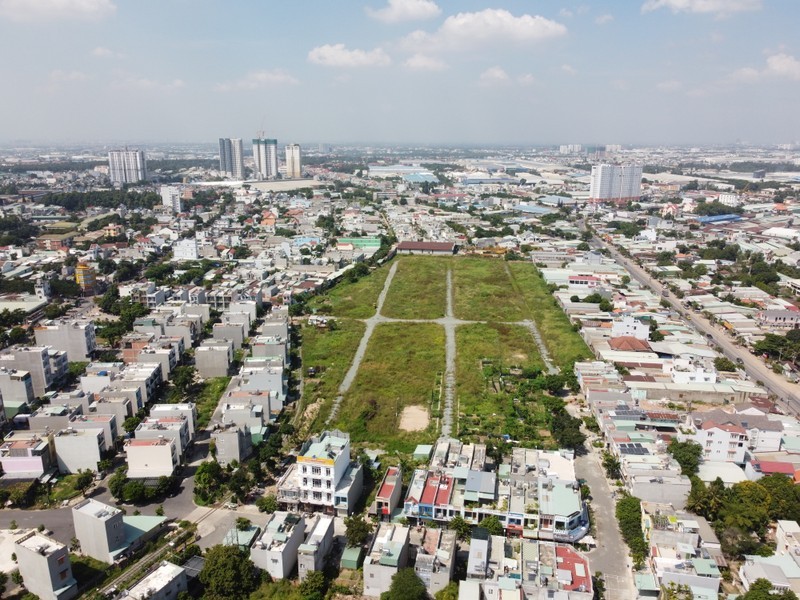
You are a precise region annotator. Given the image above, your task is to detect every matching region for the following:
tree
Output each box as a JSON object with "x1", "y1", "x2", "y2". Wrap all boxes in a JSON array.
[
  {"x1": 478, "y1": 515, "x2": 504, "y2": 536},
  {"x1": 602, "y1": 452, "x2": 622, "y2": 480},
  {"x1": 171, "y1": 365, "x2": 196, "y2": 395},
  {"x1": 449, "y1": 515, "x2": 471, "y2": 540},
  {"x1": 714, "y1": 357, "x2": 738, "y2": 372},
  {"x1": 0, "y1": 571, "x2": 6, "y2": 596},
  {"x1": 199, "y1": 545, "x2": 257, "y2": 600},
  {"x1": 741, "y1": 578, "x2": 798, "y2": 600},
  {"x1": 661, "y1": 583, "x2": 694, "y2": 599},
  {"x1": 75, "y1": 470, "x2": 94, "y2": 496},
  {"x1": 721, "y1": 480, "x2": 772, "y2": 534},
  {"x1": 616, "y1": 495, "x2": 648, "y2": 568},
  {"x1": 256, "y1": 494, "x2": 278, "y2": 514},
  {"x1": 667, "y1": 440, "x2": 703, "y2": 477},
  {"x1": 123, "y1": 479, "x2": 147, "y2": 504},
  {"x1": 435, "y1": 582, "x2": 460, "y2": 600},
  {"x1": 380, "y1": 568, "x2": 426, "y2": 600},
  {"x1": 344, "y1": 514, "x2": 373, "y2": 547},
  {"x1": 122, "y1": 416, "x2": 141, "y2": 433},
  {"x1": 108, "y1": 467, "x2": 128, "y2": 500},
  {"x1": 298, "y1": 570, "x2": 326, "y2": 600},
  {"x1": 236, "y1": 517, "x2": 252, "y2": 531}
]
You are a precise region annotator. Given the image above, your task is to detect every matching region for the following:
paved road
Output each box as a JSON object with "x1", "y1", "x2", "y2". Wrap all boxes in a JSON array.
[
  {"x1": 593, "y1": 234, "x2": 800, "y2": 416},
  {"x1": 441, "y1": 269, "x2": 456, "y2": 437},
  {"x1": 575, "y1": 440, "x2": 637, "y2": 600}
]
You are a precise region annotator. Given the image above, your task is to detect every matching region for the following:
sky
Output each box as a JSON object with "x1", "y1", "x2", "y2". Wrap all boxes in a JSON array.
[{"x1": 0, "y1": 0, "x2": 798, "y2": 146}]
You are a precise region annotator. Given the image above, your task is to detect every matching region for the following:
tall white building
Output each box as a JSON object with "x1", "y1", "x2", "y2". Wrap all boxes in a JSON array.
[
  {"x1": 588, "y1": 163, "x2": 643, "y2": 204},
  {"x1": 14, "y1": 531, "x2": 78, "y2": 600},
  {"x1": 253, "y1": 138, "x2": 278, "y2": 179},
  {"x1": 108, "y1": 150, "x2": 147, "y2": 185},
  {"x1": 219, "y1": 138, "x2": 245, "y2": 180},
  {"x1": 285, "y1": 143, "x2": 301, "y2": 179},
  {"x1": 160, "y1": 185, "x2": 183, "y2": 213}
]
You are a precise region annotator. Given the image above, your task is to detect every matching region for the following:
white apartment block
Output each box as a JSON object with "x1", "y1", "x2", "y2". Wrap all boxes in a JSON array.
[
  {"x1": 160, "y1": 185, "x2": 183, "y2": 214},
  {"x1": 108, "y1": 150, "x2": 147, "y2": 185},
  {"x1": 172, "y1": 238, "x2": 198, "y2": 261},
  {"x1": 118, "y1": 561, "x2": 187, "y2": 600},
  {"x1": 53, "y1": 427, "x2": 103, "y2": 473},
  {"x1": 34, "y1": 319, "x2": 96, "y2": 362},
  {"x1": 150, "y1": 403, "x2": 197, "y2": 440},
  {"x1": 363, "y1": 523, "x2": 410, "y2": 597},
  {"x1": 297, "y1": 515, "x2": 334, "y2": 581},
  {"x1": 589, "y1": 163, "x2": 643, "y2": 204},
  {"x1": 135, "y1": 417, "x2": 190, "y2": 456},
  {"x1": 124, "y1": 437, "x2": 179, "y2": 478},
  {"x1": 253, "y1": 138, "x2": 278, "y2": 179},
  {"x1": 72, "y1": 498, "x2": 126, "y2": 563},
  {"x1": 14, "y1": 531, "x2": 77, "y2": 600},
  {"x1": 285, "y1": 143, "x2": 301, "y2": 179},
  {"x1": 277, "y1": 430, "x2": 364, "y2": 516},
  {"x1": 250, "y1": 512, "x2": 305, "y2": 579}
]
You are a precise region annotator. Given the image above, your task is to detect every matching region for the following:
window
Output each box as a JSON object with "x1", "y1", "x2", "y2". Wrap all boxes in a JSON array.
[
  {"x1": 326, "y1": 480, "x2": 331, "y2": 489},
  {"x1": 58, "y1": 556, "x2": 65, "y2": 565},
  {"x1": 303, "y1": 478, "x2": 308, "y2": 486},
  {"x1": 302, "y1": 466, "x2": 307, "y2": 474},
  {"x1": 312, "y1": 479, "x2": 322, "y2": 488},
  {"x1": 313, "y1": 491, "x2": 322, "y2": 501},
  {"x1": 326, "y1": 468, "x2": 331, "y2": 476},
  {"x1": 312, "y1": 466, "x2": 321, "y2": 475},
  {"x1": 59, "y1": 569, "x2": 69, "y2": 581}
]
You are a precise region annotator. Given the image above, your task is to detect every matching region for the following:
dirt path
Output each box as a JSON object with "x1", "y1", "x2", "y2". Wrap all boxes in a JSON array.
[
  {"x1": 325, "y1": 260, "x2": 399, "y2": 425},
  {"x1": 440, "y1": 268, "x2": 456, "y2": 437}
]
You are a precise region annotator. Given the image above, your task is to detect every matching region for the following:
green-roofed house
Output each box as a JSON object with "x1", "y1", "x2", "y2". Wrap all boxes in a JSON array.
[{"x1": 72, "y1": 498, "x2": 167, "y2": 563}]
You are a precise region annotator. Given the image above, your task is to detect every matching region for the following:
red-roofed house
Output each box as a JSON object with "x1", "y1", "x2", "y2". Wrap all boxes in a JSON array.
[{"x1": 609, "y1": 336, "x2": 652, "y2": 353}]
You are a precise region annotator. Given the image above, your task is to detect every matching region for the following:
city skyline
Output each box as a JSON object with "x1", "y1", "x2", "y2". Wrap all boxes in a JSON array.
[{"x1": 1, "y1": 0, "x2": 799, "y2": 145}]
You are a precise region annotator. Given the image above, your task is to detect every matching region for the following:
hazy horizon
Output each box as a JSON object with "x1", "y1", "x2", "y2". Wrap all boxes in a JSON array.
[{"x1": 1, "y1": 0, "x2": 798, "y2": 146}]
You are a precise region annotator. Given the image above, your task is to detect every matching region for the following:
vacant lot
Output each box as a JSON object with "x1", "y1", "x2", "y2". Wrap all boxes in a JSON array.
[
  {"x1": 507, "y1": 262, "x2": 593, "y2": 368},
  {"x1": 381, "y1": 256, "x2": 448, "y2": 319},
  {"x1": 298, "y1": 319, "x2": 366, "y2": 432},
  {"x1": 452, "y1": 258, "x2": 529, "y2": 321},
  {"x1": 455, "y1": 323, "x2": 545, "y2": 436},
  {"x1": 307, "y1": 265, "x2": 390, "y2": 318},
  {"x1": 335, "y1": 322, "x2": 444, "y2": 449}
]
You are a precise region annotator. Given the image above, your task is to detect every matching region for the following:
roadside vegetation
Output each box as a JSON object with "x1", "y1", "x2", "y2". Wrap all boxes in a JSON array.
[
  {"x1": 506, "y1": 262, "x2": 593, "y2": 368},
  {"x1": 307, "y1": 263, "x2": 391, "y2": 318}
]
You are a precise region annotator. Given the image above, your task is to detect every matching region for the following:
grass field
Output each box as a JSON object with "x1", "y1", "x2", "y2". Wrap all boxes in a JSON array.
[
  {"x1": 455, "y1": 323, "x2": 545, "y2": 436},
  {"x1": 298, "y1": 319, "x2": 366, "y2": 432},
  {"x1": 381, "y1": 256, "x2": 448, "y2": 319},
  {"x1": 452, "y1": 257, "x2": 529, "y2": 321},
  {"x1": 307, "y1": 264, "x2": 391, "y2": 318},
  {"x1": 196, "y1": 377, "x2": 231, "y2": 428},
  {"x1": 335, "y1": 322, "x2": 444, "y2": 450},
  {"x1": 507, "y1": 262, "x2": 593, "y2": 368}
]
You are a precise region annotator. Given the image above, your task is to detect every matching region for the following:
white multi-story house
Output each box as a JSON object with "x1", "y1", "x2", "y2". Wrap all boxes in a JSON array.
[
  {"x1": 277, "y1": 430, "x2": 363, "y2": 516},
  {"x1": 14, "y1": 531, "x2": 77, "y2": 600},
  {"x1": 250, "y1": 512, "x2": 305, "y2": 579},
  {"x1": 124, "y1": 437, "x2": 179, "y2": 478},
  {"x1": 363, "y1": 523, "x2": 410, "y2": 597}
]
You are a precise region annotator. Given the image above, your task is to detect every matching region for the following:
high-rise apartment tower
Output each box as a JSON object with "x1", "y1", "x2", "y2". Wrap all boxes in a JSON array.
[
  {"x1": 108, "y1": 150, "x2": 147, "y2": 185},
  {"x1": 218, "y1": 138, "x2": 245, "y2": 180},
  {"x1": 588, "y1": 164, "x2": 643, "y2": 204},
  {"x1": 253, "y1": 138, "x2": 278, "y2": 180},
  {"x1": 285, "y1": 144, "x2": 301, "y2": 179}
]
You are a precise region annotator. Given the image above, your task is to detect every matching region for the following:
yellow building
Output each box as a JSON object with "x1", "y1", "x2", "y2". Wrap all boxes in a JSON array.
[{"x1": 75, "y1": 263, "x2": 96, "y2": 293}]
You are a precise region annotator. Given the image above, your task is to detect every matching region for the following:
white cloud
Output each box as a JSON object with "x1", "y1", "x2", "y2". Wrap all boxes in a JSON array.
[
  {"x1": 111, "y1": 74, "x2": 184, "y2": 92},
  {"x1": 50, "y1": 69, "x2": 89, "y2": 82},
  {"x1": 403, "y1": 53, "x2": 447, "y2": 71},
  {"x1": 765, "y1": 53, "x2": 800, "y2": 80},
  {"x1": 656, "y1": 79, "x2": 683, "y2": 91},
  {"x1": 641, "y1": 0, "x2": 761, "y2": 18},
  {"x1": 366, "y1": 0, "x2": 440, "y2": 23},
  {"x1": 727, "y1": 66, "x2": 760, "y2": 84},
  {"x1": 726, "y1": 53, "x2": 800, "y2": 85},
  {"x1": 479, "y1": 66, "x2": 510, "y2": 86},
  {"x1": 561, "y1": 64, "x2": 577, "y2": 75},
  {"x1": 559, "y1": 8, "x2": 573, "y2": 18},
  {"x1": 91, "y1": 46, "x2": 125, "y2": 59},
  {"x1": 0, "y1": 0, "x2": 116, "y2": 21},
  {"x1": 214, "y1": 69, "x2": 299, "y2": 92},
  {"x1": 595, "y1": 13, "x2": 613, "y2": 25},
  {"x1": 404, "y1": 9, "x2": 566, "y2": 52},
  {"x1": 308, "y1": 43, "x2": 391, "y2": 67},
  {"x1": 517, "y1": 73, "x2": 536, "y2": 85}
]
